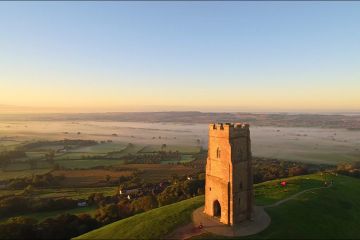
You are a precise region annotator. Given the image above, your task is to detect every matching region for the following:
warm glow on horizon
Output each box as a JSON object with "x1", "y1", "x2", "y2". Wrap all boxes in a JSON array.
[{"x1": 1, "y1": 2, "x2": 360, "y2": 113}]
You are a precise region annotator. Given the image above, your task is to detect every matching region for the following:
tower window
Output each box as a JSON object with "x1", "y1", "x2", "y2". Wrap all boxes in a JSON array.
[{"x1": 216, "y1": 147, "x2": 221, "y2": 158}]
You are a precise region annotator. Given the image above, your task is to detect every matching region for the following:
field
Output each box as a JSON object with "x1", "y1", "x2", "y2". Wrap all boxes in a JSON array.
[
  {"x1": 0, "y1": 169, "x2": 51, "y2": 181},
  {"x1": 55, "y1": 159, "x2": 125, "y2": 169},
  {"x1": 0, "y1": 123, "x2": 205, "y2": 177},
  {"x1": 128, "y1": 164, "x2": 198, "y2": 183},
  {"x1": 0, "y1": 124, "x2": 202, "y2": 184},
  {"x1": 75, "y1": 173, "x2": 360, "y2": 239},
  {"x1": 0, "y1": 140, "x2": 23, "y2": 151},
  {"x1": 27, "y1": 186, "x2": 118, "y2": 199},
  {"x1": 161, "y1": 154, "x2": 195, "y2": 164},
  {"x1": 52, "y1": 169, "x2": 134, "y2": 187},
  {"x1": 70, "y1": 142, "x2": 127, "y2": 153},
  {"x1": 0, "y1": 189, "x2": 23, "y2": 197},
  {"x1": 54, "y1": 152, "x2": 107, "y2": 160},
  {"x1": 140, "y1": 145, "x2": 201, "y2": 154},
  {"x1": 0, "y1": 185, "x2": 117, "y2": 201}
]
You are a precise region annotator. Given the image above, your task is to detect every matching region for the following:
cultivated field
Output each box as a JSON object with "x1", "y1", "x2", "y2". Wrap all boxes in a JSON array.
[
  {"x1": 28, "y1": 187, "x2": 117, "y2": 200},
  {"x1": 52, "y1": 169, "x2": 134, "y2": 187},
  {"x1": 0, "y1": 169, "x2": 51, "y2": 181}
]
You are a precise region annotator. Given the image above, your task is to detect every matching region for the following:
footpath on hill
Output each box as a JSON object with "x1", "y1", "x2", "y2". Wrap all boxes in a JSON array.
[
  {"x1": 264, "y1": 182, "x2": 333, "y2": 208},
  {"x1": 167, "y1": 182, "x2": 333, "y2": 240}
]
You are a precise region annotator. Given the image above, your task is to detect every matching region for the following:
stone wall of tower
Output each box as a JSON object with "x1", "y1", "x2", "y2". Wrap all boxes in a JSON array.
[{"x1": 204, "y1": 123, "x2": 253, "y2": 225}]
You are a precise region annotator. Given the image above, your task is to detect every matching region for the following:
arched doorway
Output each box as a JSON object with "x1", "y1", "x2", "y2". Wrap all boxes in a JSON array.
[{"x1": 213, "y1": 200, "x2": 221, "y2": 217}]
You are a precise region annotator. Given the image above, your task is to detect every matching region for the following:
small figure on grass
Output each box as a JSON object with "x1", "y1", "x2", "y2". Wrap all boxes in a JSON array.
[{"x1": 198, "y1": 222, "x2": 203, "y2": 229}]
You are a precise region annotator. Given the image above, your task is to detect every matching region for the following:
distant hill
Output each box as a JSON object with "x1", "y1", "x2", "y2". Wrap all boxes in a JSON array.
[
  {"x1": 74, "y1": 173, "x2": 360, "y2": 239},
  {"x1": 1, "y1": 111, "x2": 360, "y2": 129}
]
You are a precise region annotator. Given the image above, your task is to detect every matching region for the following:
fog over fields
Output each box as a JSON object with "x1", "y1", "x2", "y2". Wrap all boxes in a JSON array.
[{"x1": 1, "y1": 114, "x2": 360, "y2": 165}]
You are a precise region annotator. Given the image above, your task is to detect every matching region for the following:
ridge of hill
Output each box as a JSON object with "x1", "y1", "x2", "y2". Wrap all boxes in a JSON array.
[{"x1": 1, "y1": 112, "x2": 360, "y2": 129}]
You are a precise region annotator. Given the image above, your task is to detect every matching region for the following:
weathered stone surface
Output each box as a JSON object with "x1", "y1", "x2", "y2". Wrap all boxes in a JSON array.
[{"x1": 204, "y1": 123, "x2": 254, "y2": 225}]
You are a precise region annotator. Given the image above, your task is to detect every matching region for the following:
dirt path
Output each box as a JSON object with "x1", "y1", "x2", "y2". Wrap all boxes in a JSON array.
[
  {"x1": 264, "y1": 182, "x2": 333, "y2": 208},
  {"x1": 165, "y1": 223, "x2": 205, "y2": 240}
]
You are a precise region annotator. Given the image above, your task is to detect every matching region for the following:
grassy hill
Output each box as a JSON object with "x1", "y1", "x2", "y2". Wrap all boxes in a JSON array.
[
  {"x1": 75, "y1": 173, "x2": 360, "y2": 239},
  {"x1": 74, "y1": 195, "x2": 204, "y2": 240},
  {"x1": 249, "y1": 174, "x2": 360, "y2": 239}
]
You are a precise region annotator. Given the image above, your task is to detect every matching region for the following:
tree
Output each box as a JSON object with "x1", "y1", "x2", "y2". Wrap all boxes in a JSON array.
[
  {"x1": 288, "y1": 166, "x2": 307, "y2": 177},
  {"x1": 45, "y1": 150, "x2": 55, "y2": 164},
  {"x1": 7, "y1": 216, "x2": 38, "y2": 225},
  {"x1": 28, "y1": 159, "x2": 38, "y2": 170},
  {"x1": 95, "y1": 204, "x2": 120, "y2": 224},
  {"x1": 0, "y1": 217, "x2": 37, "y2": 240},
  {"x1": 131, "y1": 195, "x2": 158, "y2": 214},
  {"x1": 161, "y1": 144, "x2": 167, "y2": 151},
  {"x1": 23, "y1": 185, "x2": 35, "y2": 195},
  {"x1": 105, "y1": 175, "x2": 111, "y2": 182}
]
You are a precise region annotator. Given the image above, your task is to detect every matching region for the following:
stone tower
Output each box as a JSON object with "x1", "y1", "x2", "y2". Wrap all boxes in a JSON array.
[{"x1": 204, "y1": 123, "x2": 253, "y2": 225}]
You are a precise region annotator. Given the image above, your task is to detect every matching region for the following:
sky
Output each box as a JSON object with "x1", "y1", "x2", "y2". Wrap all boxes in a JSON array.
[{"x1": 1, "y1": 2, "x2": 360, "y2": 113}]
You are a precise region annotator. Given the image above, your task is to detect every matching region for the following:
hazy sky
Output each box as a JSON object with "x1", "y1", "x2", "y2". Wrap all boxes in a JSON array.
[{"x1": 1, "y1": 2, "x2": 360, "y2": 113}]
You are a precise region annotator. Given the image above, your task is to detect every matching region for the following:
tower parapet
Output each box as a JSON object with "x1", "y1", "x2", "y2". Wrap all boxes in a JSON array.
[{"x1": 209, "y1": 123, "x2": 250, "y2": 139}]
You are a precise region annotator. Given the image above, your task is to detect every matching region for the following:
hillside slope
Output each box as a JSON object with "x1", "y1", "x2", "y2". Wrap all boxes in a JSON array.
[
  {"x1": 74, "y1": 195, "x2": 204, "y2": 240},
  {"x1": 250, "y1": 174, "x2": 360, "y2": 239},
  {"x1": 75, "y1": 173, "x2": 360, "y2": 239}
]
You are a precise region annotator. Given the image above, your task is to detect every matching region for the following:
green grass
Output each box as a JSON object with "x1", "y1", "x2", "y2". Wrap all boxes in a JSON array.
[
  {"x1": 0, "y1": 141, "x2": 22, "y2": 151},
  {"x1": 71, "y1": 143, "x2": 127, "y2": 153},
  {"x1": 74, "y1": 195, "x2": 204, "y2": 240},
  {"x1": 0, "y1": 189, "x2": 23, "y2": 197},
  {"x1": 1, "y1": 186, "x2": 117, "y2": 200},
  {"x1": 31, "y1": 187, "x2": 117, "y2": 199},
  {"x1": 2, "y1": 163, "x2": 31, "y2": 171},
  {"x1": 31, "y1": 145, "x2": 65, "y2": 151},
  {"x1": 54, "y1": 152, "x2": 106, "y2": 160},
  {"x1": 161, "y1": 154, "x2": 195, "y2": 164},
  {"x1": 55, "y1": 159, "x2": 125, "y2": 169},
  {"x1": 140, "y1": 145, "x2": 200, "y2": 154},
  {"x1": 248, "y1": 174, "x2": 360, "y2": 239},
  {"x1": 0, "y1": 169, "x2": 51, "y2": 181},
  {"x1": 25, "y1": 151, "x2": 47, "y2": 159},
  {"x1": 254, "y1": 174, "x2": 326, "y2": 205},
  {"x1": 2, "y1": 162, "x2": 52, "y2": 171},
  {"x1": 107, "y1": 144, "x2": 145, "y2": 158}
]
